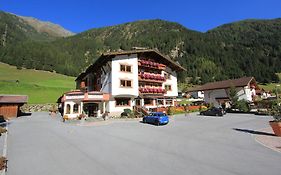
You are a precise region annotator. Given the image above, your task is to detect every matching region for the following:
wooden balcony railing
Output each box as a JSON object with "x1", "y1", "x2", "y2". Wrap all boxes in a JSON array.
[
  {"x1": 138, "y1": 73, "x2": 166, "y2": 82},
  {"x1": 139, "y1": 87, "x2": 166, "y2": 94},
  {"x1": 138, "y1": 60, "x2": 166, "y2": 70}
]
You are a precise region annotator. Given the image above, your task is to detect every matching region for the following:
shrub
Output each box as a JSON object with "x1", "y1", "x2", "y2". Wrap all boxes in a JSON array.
[
  {"x1": 0, "y1": 156, "x2": 7, "y2": 171},
  {"x1": 269, "y1": 103, "x2": 281, "y2": 122},
  {"x1": 0, "y1": 127, "x2": 7, "y2": 135},
  {"x1": 49, "y1": 105, "x2": 58, "y2": 113},
  {"x1": 167, "y1": 106, "x2": 176, "y2": 115},
  {"x1": 121, "y1": 108, "x2": 135, "y2": 118},
  {"x1": 123, "y1": 108, "x2": 132, "y2": 114},
  {"x1": 236, "y1": 100, "x2": 250, "y2": 112}
]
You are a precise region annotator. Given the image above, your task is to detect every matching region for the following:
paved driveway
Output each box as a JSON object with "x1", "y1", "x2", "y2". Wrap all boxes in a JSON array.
[{"x1": 6, "y1": 112, "x2": 281, "y2": 175}]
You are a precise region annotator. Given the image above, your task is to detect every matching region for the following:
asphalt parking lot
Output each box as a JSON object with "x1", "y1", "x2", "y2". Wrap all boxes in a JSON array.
[{"x1": 5, "y1": 112, "x2": 281, "y2": 175}]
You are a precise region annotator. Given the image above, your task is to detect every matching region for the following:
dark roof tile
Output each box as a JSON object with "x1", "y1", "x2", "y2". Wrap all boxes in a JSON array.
[{"x1": 195, "y1": 77, "x2": 256, "y2": 91}]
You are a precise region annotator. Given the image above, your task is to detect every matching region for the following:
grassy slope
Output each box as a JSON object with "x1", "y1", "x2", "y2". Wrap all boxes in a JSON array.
[
  {"x1": 258, "y1": 73, "x2": 281, "y2": 91},
  {"x1": 0, "y1": 62, "x2": 75, "y2": 104}
]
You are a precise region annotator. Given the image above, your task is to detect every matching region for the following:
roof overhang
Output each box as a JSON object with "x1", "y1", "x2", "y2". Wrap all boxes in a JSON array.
[
  {"x1": 0, "y1": 95, "x2": 28, "y2": 104},
  {"x1": 190, "y1": 77, "x2": 257, "y2": 92},
  {"x1": 76, "y1": 49, "x2": 186, "y2": 81}
]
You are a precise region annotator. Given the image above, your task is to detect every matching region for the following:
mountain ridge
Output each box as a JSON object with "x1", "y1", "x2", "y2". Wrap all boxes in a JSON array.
[
  {"x1": 18, "y1": 15, "x2": 75, "y2": 37},
  {"x1": 0, "y1": 11, "x2": 280, "y2": 84}
]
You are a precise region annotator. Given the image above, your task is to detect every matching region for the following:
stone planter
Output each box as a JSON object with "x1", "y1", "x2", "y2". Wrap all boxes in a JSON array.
[{"x1": 269, "y1": 121, "x2": 281, "y2": 137}]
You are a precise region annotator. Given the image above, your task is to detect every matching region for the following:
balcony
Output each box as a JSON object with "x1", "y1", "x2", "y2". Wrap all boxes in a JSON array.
[
  {"x1": 63, "y1": 91, "x2": 109, "y2": 102},
  {"x1": 138, "y1": 60, "x2": 166, "y2": 70},
  {"x1": 139, "y1": 87, "x2": 166, "y2": 94},
  {"x1": 138, "y1": 73, "x2": 166, "y2": 83}
]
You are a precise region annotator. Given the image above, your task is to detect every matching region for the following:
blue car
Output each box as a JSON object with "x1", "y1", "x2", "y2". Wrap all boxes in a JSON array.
[{"x1": 143, "y1": 112, "x2": 169, "y2": 125}]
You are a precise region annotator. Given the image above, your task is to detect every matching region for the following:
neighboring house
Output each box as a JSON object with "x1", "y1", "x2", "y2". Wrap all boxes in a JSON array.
[
  {"x1": 194, "y1": 77, "x2": 258, "y2": 107},
  {"x1": 60, "y1": 49, "x2": 185, "y2": 118},
  {"x1": 189, "y1": 91, "x2": 204, "y2": 99},
  {"x1": 0, "y1": 95, "x2": 28, "y2": 119}
]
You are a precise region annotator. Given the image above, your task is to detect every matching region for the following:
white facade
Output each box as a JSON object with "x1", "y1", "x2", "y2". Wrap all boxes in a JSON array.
[
  {"x1": 62, "y1": 92, "x2": 107, "y2": 119},
  {"x1": 163, "y1": 67, "x2": 178, "y2": 97},
  {"x1": 111, "y1": 54, "x2": 139, "y2": 97},
  {"x1": 68, "y1": 50, "x2": 183, "y2": 118},
  {"x1": 204, "y1": 86, "x2": 256, "y2": 107}
]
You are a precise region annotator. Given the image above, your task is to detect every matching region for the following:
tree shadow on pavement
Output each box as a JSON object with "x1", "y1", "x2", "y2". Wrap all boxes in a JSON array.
[
  {"x1": 233, "y1": 128, "x2": 276, "y2": 136},
  {"x1": 19, "y1": 112, "x2": 32, "y2": 117}
]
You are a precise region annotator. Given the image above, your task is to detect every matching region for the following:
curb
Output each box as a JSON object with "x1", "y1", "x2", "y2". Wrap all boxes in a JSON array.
[
  {"x1": 254, "y1": 127, "x2": 281, "y2": 153},
  {"x1": 0, "y1": 124, "x2": 8, "y2": 175}
]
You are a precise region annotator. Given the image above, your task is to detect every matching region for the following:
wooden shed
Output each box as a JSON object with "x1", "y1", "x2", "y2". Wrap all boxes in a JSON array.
[{"x1": 0, "y1": 95, "x2": 28, "y2": 119}]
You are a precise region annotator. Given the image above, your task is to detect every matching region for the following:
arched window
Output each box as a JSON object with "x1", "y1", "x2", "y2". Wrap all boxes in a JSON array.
[
  {"x1": 66, "y1": 104, "x2": 71, "y2": 114},
  {"x1": 73, "y1": 104, "x2": 79, "y2": 113}
]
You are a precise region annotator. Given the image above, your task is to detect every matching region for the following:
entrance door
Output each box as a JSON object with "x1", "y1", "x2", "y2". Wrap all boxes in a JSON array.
[
  {"x1": 135, "y1": 99, "x2": 141, "y2": 106},
  {"x1": 83, "y1": 103, "x2": 99, "y2": 117}
]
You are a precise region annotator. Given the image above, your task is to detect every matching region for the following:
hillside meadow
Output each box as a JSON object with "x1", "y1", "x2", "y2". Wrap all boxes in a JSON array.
[
  {"x1": 259, "y1": 73, "x2": 281, "y2": 91},
  {"x1": 1, "y1": 62, "x2": 279, "y2": 104},
  {"x1": 0, "y1": 62, "x2": 75, "y2": 104}
]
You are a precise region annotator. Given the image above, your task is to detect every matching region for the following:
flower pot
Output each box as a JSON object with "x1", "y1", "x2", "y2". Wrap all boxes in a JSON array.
[{"x1": 269, "y1": 121, "x2": 281, "y2": 137}]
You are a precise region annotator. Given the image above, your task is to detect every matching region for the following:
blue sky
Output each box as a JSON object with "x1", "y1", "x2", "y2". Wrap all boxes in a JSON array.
[{"x1": 1, "y1": 0, "x2": 281, "y2": 33}]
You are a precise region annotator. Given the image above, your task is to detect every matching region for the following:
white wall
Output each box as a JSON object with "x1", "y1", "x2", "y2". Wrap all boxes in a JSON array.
[
  {"x1": 97, "y1": 53, "x2": 180, "y2": 114},
  {"x1": 163, "y1": 67, "x2": 178, "y2": 97},
  {"x1": 144, "y1": 99, "x2": 175, "y2": 110},
  {"x1": 63, "y1": 101, "x2": 82, "y2": 119},
  {"x1": 107, "y1": 98, "x2": 134, "y2": 116},
  {"x1": 111, "y1": 54, "x2": 139, "y2": 97},
  {"x1": 236, "y1": 87, "x2": 247, "y2": 101},
  {"x1": 198, "y1": 91, "x2": 204, "y2": 98},
  {"x1": 204, "y1": 86, "x2": 254, "y2": 107}
]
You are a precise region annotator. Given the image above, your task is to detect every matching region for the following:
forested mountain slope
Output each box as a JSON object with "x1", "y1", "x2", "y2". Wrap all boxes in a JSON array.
[{"x1": 0, "y1": 11, "x2": 280, "y2": 83}]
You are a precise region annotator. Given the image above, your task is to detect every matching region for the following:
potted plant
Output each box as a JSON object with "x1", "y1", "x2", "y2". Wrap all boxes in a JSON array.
[{"x1": 269, "y1": 103, "x2": 281, "y2": 136}]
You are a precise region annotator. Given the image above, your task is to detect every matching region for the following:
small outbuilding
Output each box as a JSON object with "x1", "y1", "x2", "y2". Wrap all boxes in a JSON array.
[
  {"x1": 190, "y1": 77, "x2": 259, "y2": 107},
  {"x1": 0, "y1": 95, "x2": 28, "y2": 119}
]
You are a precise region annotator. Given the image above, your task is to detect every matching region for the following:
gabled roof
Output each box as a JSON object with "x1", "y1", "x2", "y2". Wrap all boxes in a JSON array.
[
  {"x1": 76, "y1": 49, "x2": 186, "y2": 81},
  {"x1": 0, "y1": 95, "x2": 28, "y2": 104},
  {"x1": 194, "y1": 77, "x2": 256, "y2": 91}
]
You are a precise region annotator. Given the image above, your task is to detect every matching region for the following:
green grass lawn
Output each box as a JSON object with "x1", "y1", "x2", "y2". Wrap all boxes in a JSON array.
[
  {"x1": 0, "y1": 62, "x2": 75, "y2": 104},
  {"x1": 259, "y1": 73, "x2": 280, "y2": 91},
  {"x1": 258, "y1": 73, "x2": 280, "y2": 95},
  {"x1": 259, "y1": 83, "x2": 280, "y2": 91}
]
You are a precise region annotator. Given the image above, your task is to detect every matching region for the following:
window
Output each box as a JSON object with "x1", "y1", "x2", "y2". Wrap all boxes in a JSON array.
[
  {"x1": 120, "y1": 65, "x2": 126, "y2": 72},
  {"x1": 165, "y1": 85, "x2": 172, "y2": 91},
  {"x1": 73, "y1": 104, "x2": 79, "y2": 113},
  {"x1": 166, "y1": 99, "x2": 173, "y2": 105},
  {"x1": 120, "y1": 80, "x2": 132, "y2": 88},
  {"x1": 157, "y1": 99, "x2": 164, "y2": 105},
  {"x1": 127, "y1": 80, "x2": 131, "y2": 87},
  {"x1": 66, "y1": 104, "x2": 71, "y2": 114},
  {"x1": 164, "y1": 73, "x2": 171, "y2": 79},
  {"x1": 115, "y1": 98, "x2": 130, "y2": 106},
  {"x1": 120, "y1": 64, "x2": 132, "y2": 72},
  {"x1": 126, "y1": 66, "x2": 131, "y2": 72},
  {"x1": 144, "y1": 98, "x2": 154, "y2": 105}
]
